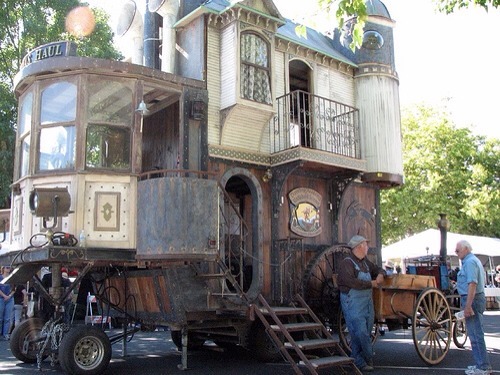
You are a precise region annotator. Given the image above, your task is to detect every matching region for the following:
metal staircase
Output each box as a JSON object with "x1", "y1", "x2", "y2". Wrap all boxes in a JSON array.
[{"x1": 253, "y1": 294, "x2": 361, "y2": 375}]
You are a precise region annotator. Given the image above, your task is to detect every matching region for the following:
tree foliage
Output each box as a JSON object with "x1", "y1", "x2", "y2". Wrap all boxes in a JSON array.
[
  {"x1": 434, "y1": 0, "x2": 500, "y2": 13},
  {"x1": 381, "y1": 105, "x2": 499, "y2": 244},
  {"x1": 0, "y1": 0, "x2": 121, "y2": 208},
  {"x1": 311, "y1": 0, "x2": 500, "y2": 50}
]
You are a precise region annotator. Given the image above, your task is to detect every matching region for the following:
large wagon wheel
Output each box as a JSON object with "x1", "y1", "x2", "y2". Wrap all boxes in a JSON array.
[
  {"x1": 412, "y1": 288, "x2": 452, "y2": 365},
  {"x1": 303, "y1": 246, "x2": 347, "y2": 328}
]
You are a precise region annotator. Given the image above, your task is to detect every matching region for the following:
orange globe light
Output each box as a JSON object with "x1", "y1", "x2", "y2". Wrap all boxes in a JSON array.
[{"x1": 65, "y1": 6, "x2": 96, "y2": 37}]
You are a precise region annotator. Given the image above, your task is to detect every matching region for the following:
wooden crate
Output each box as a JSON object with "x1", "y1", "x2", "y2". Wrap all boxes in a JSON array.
[{"x1": 373, "y1": 274, "x2": 436, "y2": 320}]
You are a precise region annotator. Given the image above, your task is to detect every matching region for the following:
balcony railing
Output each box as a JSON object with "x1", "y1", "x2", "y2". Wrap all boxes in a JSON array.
[{"x1": 272, "y1": 90, "x2": 360, "y2": 159}]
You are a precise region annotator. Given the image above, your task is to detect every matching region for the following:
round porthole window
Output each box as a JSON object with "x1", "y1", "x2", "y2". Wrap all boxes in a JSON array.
[{"x1": 362, "y1": 30, "x2": 384, "y2": 50}]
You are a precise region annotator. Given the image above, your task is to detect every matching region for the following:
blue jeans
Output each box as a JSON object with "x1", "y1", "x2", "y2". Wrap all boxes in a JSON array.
[
  {"x1": 0, "y1": 297, "x2": 14, "y2": 336},
  {"x1": 461, "y1": 294, "x2": 491, "y2": 371},
  {"x1": 340, "y1": 290, "x2": 374, "y2": 368}
]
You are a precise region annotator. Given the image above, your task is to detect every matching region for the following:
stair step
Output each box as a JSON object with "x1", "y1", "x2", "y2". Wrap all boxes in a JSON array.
[
  {"x1": 270, "y1": 322, "x2": 322, "y2": 332},
  {"x1": 299, "y1": 355, "x2": 354, "y2": 369},
  {"x1": 285, "y1": 338, "x2": 338, "y2": 350},
  {"x1": 259, "y1": 306, "x2": 308, "y2": 315}
]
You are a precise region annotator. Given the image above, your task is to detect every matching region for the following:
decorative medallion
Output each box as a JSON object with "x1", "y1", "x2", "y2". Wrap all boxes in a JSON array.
[{"x1": 289, "y1": 188, "x2": 322, "y2": 237}]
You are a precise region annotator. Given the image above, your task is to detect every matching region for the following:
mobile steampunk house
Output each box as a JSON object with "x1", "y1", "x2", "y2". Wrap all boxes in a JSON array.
[{"x1": 2, "y1": 0, "x2": 403, "y2": 373}]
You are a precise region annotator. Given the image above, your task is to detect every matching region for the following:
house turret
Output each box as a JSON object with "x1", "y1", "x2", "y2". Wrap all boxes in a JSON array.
[{"x1": 333, "y1": 0, "x2": 404, "y2": 188}]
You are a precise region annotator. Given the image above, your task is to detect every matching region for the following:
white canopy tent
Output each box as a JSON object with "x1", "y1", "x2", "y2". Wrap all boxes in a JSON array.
[{"x1": 382, "y1": 229, "x2": 500, "y2": 284}]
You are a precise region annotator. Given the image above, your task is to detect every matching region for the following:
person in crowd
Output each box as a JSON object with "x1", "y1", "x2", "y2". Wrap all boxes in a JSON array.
[
  {"x1": 11, "y1": 283, "x2": 28, "y2": 332},
  {"x1": 384, "y1": 260, "x2": 395, "y2": 275},
  {"x1": 455, "y1": 240, "x2": 492, "y2": 375},
  {"x1": 337, "y1": 235, "x2": 385, "y2": 372},
  {"x1": 40, "y1": 268, "x2": 72, "y2": 321},
  {"x1": 0, "y1": 266, "x2": 14, "y2": 340}
]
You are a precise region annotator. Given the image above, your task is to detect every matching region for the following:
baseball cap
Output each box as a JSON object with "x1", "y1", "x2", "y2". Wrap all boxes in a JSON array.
[{"x1": 348, "y1": 235, "x2": 368, "y2": 249}]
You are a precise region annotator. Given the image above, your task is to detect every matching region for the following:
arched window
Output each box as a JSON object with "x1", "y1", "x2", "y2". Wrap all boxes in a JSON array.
[{"x1": 240, "y1": 32, "x2": 271, "y2": 104}]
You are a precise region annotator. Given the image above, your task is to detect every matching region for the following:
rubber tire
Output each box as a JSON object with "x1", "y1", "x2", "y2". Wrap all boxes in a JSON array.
[
  {"x1": 9, "y1": 318, "x2": 48, "y2": 363},
  {"x1": 59, "y1": 325, "x2": 112, "y2": 375},
  {"x1": 170, "y1": 330, "x2": 205, "y2": 350}
]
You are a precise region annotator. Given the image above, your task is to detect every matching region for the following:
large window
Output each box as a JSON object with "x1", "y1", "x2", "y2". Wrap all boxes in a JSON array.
[
  {"x1": 85, "y1": 78, "x2": 133, "y2": 170},
  {"x1": 38, "y1": 81, "x2": 76, "y2": 171},
  {"x1": 18, "y1": 91, "x2": 32, "y2": 177},
  {"x1": 240, "y1": 32, "x2": 271, "y2": 104}
]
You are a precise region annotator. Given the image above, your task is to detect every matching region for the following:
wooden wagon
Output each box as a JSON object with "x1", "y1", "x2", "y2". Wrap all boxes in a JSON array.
[{"x1": 337, "y1": 273, "x2": 467, "y2": 365}]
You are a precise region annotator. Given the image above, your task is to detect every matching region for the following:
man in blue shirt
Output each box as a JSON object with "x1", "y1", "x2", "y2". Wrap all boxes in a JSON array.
[{"x1": 455, "y1": 240, "x2": 492, "y2": 375}]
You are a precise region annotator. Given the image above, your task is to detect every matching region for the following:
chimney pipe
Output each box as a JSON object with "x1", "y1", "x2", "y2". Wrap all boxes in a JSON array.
[{"x1": 436, "y1": 213, "x2": 450, "y2": 264}]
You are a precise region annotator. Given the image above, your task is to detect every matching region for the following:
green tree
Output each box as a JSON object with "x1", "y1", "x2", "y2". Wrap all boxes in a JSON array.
[
  {"x1": 434, "y1": 0, "x2": 500, "y2": 13},
  {"x1": 381, "y1": 105, "x2": 499, "y2": 244},
  {"x1": 0, "y1": 0, "x2": 121, "y2": 208},
  {"x1": 308, "y1": 0, "x2": 500, "y2": 50}
]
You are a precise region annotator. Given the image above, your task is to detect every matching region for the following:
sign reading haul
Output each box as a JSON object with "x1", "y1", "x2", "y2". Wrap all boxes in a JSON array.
[{"x1": 21, "y1": 41, "x2": 77, "y2": 68}]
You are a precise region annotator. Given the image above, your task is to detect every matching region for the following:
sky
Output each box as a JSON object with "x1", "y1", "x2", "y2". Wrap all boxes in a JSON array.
[
  {"x1": 88, "y1": 0, "x2": 499, "y2": 139},
  {"x1": 273, "y1": 0, "x2": 500, "y2": 139}
]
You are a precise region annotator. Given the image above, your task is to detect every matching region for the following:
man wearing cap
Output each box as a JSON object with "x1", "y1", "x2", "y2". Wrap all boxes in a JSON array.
[{"x1": 337, "y1": 235, "x2": 385, "y2": 372}]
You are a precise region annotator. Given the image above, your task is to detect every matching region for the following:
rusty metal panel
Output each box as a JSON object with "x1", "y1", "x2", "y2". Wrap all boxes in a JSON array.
[
  {"x1": 104, "y1": 266, "x2": 217, "y2": 326},
  {"x1": 137, "y1": 177, "x2": 218, "y2": 258}
]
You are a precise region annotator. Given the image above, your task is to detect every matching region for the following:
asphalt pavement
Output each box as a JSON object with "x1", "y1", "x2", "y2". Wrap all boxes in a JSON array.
[{"x1": 0, "y1": 310, "x2": 498, "y2": 374}]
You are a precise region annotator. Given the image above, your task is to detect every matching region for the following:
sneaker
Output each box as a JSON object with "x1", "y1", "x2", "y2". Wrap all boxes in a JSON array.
[
  {"x1": 361, "y1": 365, "x2": 374, "y2": 372},
  {"x1": 465, "y1": 365, "x2": 477, "y2": 374},
  {"x1": 466, "y1": 369, "x2": 491, "y2": 375},
  {"x1": 3, "y1": 335, "x2": 9, "y2": 341}
]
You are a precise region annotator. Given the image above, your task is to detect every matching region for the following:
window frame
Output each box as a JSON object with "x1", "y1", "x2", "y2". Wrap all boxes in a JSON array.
[
  {"x1": 36, "y1": 78, "x2": 78, "y2": 173},
  {"x1": 240, "y1": 31, "x2": 272, "y2": 105}
]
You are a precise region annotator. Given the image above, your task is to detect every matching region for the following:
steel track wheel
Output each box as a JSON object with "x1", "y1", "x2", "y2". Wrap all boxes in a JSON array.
[
  {"x1": 412, "y1": 288, "x2": 452, "y2": 365},
  {"x1": 452, "y1": 319, "x2": 468, "y2": 348},
  {"x1": 303, "y1": 245, "x2": 350, "y2": 328}
]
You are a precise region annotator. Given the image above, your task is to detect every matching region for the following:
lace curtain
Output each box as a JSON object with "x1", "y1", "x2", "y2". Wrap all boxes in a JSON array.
[{"x1": 240, "y1": 33, "x2": 271, "y2": 104}]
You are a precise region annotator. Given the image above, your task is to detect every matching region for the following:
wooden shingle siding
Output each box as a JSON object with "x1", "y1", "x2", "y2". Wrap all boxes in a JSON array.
[
  {"x1": 207, "y1": 26, "x2": 221, "y2": 145},
  {"x1": 220, "y1": 23, "x2": 237, "y2": 110}
]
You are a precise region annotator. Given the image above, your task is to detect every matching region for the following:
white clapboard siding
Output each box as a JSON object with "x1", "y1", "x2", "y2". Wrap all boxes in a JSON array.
[
  {"x1": 207, "y1": 26, "x2": 221, "y2": 145},
  {"x1": 220, "y1": 23, "x2": 237, "y2": 110},
  {"x1": 221, "y1": 105, "x2": 274, "y2": 151},
  {"x1": 329, "y1": 69, "x2": 355, "y2": 106},
  {"x1": 356, "y1": 75, "x2": 403, "y2": 175},
  {"x1": 273, "y1": 50, "x2": 286, "y2": 99}
]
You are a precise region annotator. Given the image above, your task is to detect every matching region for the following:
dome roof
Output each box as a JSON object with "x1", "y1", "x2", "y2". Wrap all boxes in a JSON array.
[{"x1": 366, "y1": 0, "x2": 391, "y2": 19}]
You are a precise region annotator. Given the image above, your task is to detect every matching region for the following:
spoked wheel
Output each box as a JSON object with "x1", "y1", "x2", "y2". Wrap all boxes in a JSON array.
[
  {"x1": 303, "y1": 245, "x2": 349, "y2": 328},
  {"x1": 412, "y1": 288, "x2": 452, "y2": 365},
  {"x1": 337, "y1": 307, "x2": 380, "y2": 354},
  {"x1": 10, "y1": 318, "x2": 49, "y2": 363},
  {"x1": 59, "y1": 325, "x2": 112, "y2": 375},
  {"x1": 453, "y1": 319, "x2": 468, "y2": 348}
]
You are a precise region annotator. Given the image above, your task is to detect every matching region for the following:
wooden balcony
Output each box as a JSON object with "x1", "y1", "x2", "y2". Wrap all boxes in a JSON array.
[{"x1": 271, "y1": 90, "x2": 364, "y2": 171}]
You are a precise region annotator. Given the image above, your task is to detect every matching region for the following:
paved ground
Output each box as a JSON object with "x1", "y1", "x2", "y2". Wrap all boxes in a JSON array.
[{"x1": 0, "y1": 310, "x2": 498, "y2": 374}]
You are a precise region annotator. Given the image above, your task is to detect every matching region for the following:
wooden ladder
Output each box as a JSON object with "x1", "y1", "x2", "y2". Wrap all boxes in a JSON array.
[{"x1": 253, "y1": 294, "x2": 362, "y2": 375}]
